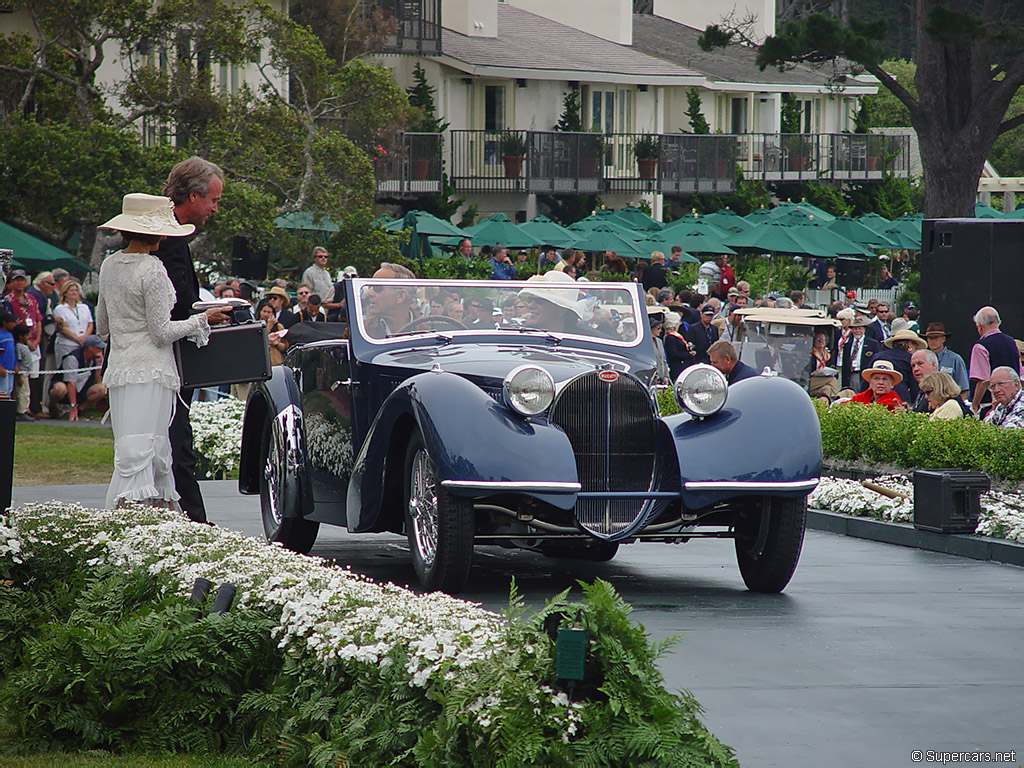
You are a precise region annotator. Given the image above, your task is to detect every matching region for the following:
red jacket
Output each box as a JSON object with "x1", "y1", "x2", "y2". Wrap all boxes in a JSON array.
[
  {"x1": 847, "y1": 388, "x2": 902, "y2": 412},
  {"x1": 718, "y1": 264, "x2": 736, "y2": 294}
]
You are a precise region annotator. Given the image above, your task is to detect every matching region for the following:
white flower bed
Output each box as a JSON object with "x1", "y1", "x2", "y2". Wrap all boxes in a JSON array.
[
  {"x1": 190, "y1": 398, "x2": 246, "y2": 477},
  {"x1": 809, "y1": 476, "x2": 1024, "y2": 543},
  {"x1": 2, "y1": 502, "x2": 504, "y2": 688}
]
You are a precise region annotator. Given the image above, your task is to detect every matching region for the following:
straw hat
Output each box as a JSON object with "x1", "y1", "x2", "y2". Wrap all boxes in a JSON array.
[
  {"x1": 518, "y1": 271, "x2": 584, "y2": 318},
  {"x1": 851, "y1": 314, "x2": 873, "y2": 327},
  {"x1": 266, "y1": 286, "x2": 291, "y2": 306},
  {"x1": 100, "y1": 193, "x2": 194, "y2": 237},
  {"x1": 861, "y1": 359, "x2": 903, "y2": 385},
  {"x1": 884, "y1": 329, "x2": 926, "y2": 350}
]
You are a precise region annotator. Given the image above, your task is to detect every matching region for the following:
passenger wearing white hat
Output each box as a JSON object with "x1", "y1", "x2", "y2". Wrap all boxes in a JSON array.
[
  {"x1": 517, "y1": 271, "x2": 587, "y2": 334},
  {"x1": 97, "y1": 191, "x2": 229, "y2": 514},
  {"x1": 840, "y1": 359, "x2": 904, "y2": 412}
]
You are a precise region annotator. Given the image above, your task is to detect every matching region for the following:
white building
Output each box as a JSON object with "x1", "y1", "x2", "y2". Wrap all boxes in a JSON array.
[{"x1": 370, "y1": 0, "x2": 900, "y2": 223}]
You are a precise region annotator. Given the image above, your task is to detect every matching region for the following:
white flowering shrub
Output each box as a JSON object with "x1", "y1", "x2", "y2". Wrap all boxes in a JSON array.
[
  {"x1": 810, "y1": 476, "x2": 1024, "y2": 543},
  {"x1": 190, "y1": 398, "x2": 245, "y2": 478},
  {"x1": 0, "y1": 502, "x2": 736, "y2": 766}
]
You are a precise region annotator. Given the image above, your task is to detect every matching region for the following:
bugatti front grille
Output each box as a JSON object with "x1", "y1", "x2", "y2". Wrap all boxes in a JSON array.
[{"x1": 549, "y1": 372, "x2": 658, "y2": 537}]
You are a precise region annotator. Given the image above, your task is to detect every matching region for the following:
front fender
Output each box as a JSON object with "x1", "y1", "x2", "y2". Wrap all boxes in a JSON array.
[
  {"x1": 346, "y1": 371, "x2": 579, "y2": 532},
  {"x1": 238, "y1": 365, "x2": 305, "y2": 505},
  {"x1": 663, "y1": 375, "x2": 821, "y2": 510}
]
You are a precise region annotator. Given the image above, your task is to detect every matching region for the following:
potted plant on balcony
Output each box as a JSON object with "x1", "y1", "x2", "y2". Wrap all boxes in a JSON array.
[
  {"x1": 783, "y1": 134, "x2": 814, "y2": 172},
  {"x1": 499, "y1": 130, "x2": 528, "y2": 178},
  {"x1": 633, "y1": 134, "x2": 660, "y2": 179}
]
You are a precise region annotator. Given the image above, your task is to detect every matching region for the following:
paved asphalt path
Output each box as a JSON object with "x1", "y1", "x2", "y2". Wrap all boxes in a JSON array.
[{"x1": 13, "y1": 481, "x2": 1023, "y2": 768}]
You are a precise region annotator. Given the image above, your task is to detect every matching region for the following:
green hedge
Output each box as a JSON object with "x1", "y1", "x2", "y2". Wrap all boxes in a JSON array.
[
  {"x1": 0, "y1": 505, "x2": 735, "y2": 767},
  {"x1": 658, "y1": 390, "x2": 1024, "y2": 480}
]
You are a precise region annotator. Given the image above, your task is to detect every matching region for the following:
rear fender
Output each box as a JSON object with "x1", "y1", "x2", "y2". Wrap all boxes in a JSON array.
[
  {"x1": 664, "y1": 375, "x2": 822, "y2": 510},
  {"x1": 346, "y1": 371, "x2": 579, "y2": 532}
]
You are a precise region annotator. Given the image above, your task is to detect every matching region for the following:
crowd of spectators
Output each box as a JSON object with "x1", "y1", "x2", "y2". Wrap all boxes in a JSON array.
[{"x1": 5, "y1": 239, "x2": 1023, "y2": 430}]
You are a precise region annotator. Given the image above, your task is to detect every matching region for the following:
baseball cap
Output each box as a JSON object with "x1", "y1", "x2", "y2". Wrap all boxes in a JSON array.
[
  {"x1": 701, "y1": 305, "x2": 716, "y2": 315},
  {"x1": 82, "y1": 334, "x2": 107, "y2": 349},
  {"x1": 8, "y1": 269, "x2": 27, "y2": 280}
]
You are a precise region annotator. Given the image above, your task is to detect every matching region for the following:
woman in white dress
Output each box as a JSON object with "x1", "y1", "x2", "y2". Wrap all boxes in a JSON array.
[
  {"x1": 96, "y1": 193, "x2": 225, "y2": 510},
  {"x1": 53, "y1": 279, "x2": 93, "y2": 366}
]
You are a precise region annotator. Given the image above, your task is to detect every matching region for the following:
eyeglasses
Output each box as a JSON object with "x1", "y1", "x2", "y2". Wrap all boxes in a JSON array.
[
  {"x1": 991, "y1": 380, "x2": 1017, "y2": 390},
  {"x1": 297, "y1": 290, "x2": 310, "y2": 296},
  {"x1": 369, "y1": 285, "x2": 392, "y2": 294}
]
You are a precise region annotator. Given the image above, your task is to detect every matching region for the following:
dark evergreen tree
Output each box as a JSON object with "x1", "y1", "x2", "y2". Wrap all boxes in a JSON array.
[{"x1": 685, "y1": 87, "x2": 710, "y2": 134}]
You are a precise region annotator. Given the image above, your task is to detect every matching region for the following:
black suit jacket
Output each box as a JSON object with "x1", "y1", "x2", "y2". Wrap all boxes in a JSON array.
[
  {"x1": 641, "y1": 263, "x2": 668, "y2": 292},
  {"x1": 277, "y1": 309, "x2": 298, "y2": 329},
  {"x1": 864, "y1": 318, "x2": 885, "y2": 344},
  {"x1": 153, "y1": 235, "x2": 200, "y2": 322},
  {"x1": 838, "y1": 335, "x2": 881, "y2": 392},
  {"x1": 685, "y1": 321, "x2": 719, "y2": 365}
]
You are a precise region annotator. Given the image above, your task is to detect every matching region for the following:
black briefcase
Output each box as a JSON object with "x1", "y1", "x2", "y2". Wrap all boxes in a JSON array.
[{"x1": 174, "y1": 321, "x2": 272, "y2": 389}]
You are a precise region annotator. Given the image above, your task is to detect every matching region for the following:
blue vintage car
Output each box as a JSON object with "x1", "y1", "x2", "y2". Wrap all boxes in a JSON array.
[{"x1": 238, "y1": 276, "x2": 821, "y2": 593}]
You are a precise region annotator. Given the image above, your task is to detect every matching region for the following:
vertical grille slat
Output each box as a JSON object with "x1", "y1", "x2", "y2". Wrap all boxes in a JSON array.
[{"x1": 549, "y1": 372, "x2": 658, "y2": 537}]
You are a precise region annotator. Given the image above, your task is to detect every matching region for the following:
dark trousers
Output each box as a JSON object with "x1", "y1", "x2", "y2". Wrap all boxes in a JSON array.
[{"x1": 169, "y1": 387, "x2": 207, "y2": 523}]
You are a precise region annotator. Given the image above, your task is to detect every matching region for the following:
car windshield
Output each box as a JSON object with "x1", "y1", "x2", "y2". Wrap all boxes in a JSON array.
[
  {"x1": 352, "y1": 279, "x2": 642, "y2": 345},
  {"x1": 738, "y1": 320, "x2": 820, "y2": 385}
]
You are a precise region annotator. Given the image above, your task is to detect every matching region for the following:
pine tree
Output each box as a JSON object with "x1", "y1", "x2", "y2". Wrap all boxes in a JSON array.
[
  {"x1": 685, "y1": 87, "x2": 710, "y2": 134},
  {"x1": 406, "y1": 63, "x2": 448, "y2": 133}
]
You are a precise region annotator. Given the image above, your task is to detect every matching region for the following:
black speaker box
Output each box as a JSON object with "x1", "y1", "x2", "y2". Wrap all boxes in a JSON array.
[
  {"x1": 230, "y1": 235, "x2": 269, "y2": 281},
  {"x1": 835, "y1": 257, "x2": 864, "y2": 288},
  {"x1": 920, "y1": 219, "x2": 1024, "y2": 364}
]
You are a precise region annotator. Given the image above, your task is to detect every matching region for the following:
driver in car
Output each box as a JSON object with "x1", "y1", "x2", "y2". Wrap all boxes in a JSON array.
[{"x1": 364, "y1": 263, "x2": 416, "y2": 338}]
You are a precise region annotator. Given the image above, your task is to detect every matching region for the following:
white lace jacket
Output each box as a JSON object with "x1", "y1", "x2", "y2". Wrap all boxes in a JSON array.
[{"x1": 96, "y1": 250, "x2": 210, "y2": 390}]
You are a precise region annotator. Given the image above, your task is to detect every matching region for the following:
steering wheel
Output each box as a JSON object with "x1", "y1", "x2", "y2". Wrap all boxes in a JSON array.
[{"x1": 396, "y1": 314, "x2": 468, "y2": 334}]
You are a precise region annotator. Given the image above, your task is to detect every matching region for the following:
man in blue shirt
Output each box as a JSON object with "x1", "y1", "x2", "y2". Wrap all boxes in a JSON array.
[
  {"x1": 0, "y1": 311, "x2": 16, "y2": 396},
  {"x1": 708, "y1": 340, "x2": 758, "y2": 383},
  {"x1": 489, "y1": 246, "x2": 516, "y2": 280},
  {"x1": 921, "y1": 322, "x2": 968, "y2": 397}
]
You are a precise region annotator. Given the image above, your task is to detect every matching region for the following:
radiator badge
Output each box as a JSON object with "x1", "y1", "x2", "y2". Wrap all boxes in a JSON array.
[{"x1": 598, "y1": 370, "x2": 619, "y2": 383}]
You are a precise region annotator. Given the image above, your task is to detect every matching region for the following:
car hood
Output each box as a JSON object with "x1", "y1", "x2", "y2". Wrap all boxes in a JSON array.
[{"x1": 363, "y1": 341, "x2": 653, "y2": 386}]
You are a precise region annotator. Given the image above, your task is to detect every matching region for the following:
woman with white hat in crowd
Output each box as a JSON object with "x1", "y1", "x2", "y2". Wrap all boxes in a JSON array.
[{"x1": 96, "y1": 193, "x2": 228, "y2": 510}]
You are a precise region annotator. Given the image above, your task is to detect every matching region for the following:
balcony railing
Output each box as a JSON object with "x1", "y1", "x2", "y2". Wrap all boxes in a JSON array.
[
  {"x1": 374, "y1": 132, "x2": 443, "y2": 196},
  {"x1": 733, "y1": 133, "x2": 911, "y2": 182},
  {"x1": 365, "y1": 0, "x2": 441, "y2": 55},
  {"x1": 373, "y1": 131, "x2": 912, "y2": 198}
]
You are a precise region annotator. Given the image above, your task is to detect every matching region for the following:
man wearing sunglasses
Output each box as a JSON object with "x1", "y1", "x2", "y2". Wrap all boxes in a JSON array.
[{"x1": 364, "y1": 263, "x2": 415, "y2": 337}]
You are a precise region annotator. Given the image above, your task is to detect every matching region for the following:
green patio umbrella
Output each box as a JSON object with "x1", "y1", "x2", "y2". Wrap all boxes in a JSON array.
[
  {"x1": 0, "y1": 221, "x2": 91, "y2": 272},
  {"x1": 464, "y1": 213, "x2": 543, "y2": 249},
  {"x1": 974, "y1": 202, "x2": 1005, "y2": 218},
  {"x1": 1003, "y1": 206, "x2": 1024, "y2": 219},
  {"x1": 570, "y1": 224, "x2": 647, "y2": 257},
  {"x1": 389, "y1": 210, "x2": 474, "y2": 260},
  {"x1": 886, "y1": 215, "x2": 924, "y2": 247},
  {"x1": 880, "y1": 225, "x2": 921, "y2": 250},
  {"x1": 701, "y1": 209, "x2": 753, "y2": 232},
  {"x1": 660, "y1": 216, "x2": 732, "y2": 241},
  {"x1": 274, "y1": 211, "x2": 342, "y2": 232},
  {"x1": 785, "y1": 220, "x2": 875, "y2": 258},
  {"x1": 826, "y1": 215, "x2": 898, "y2": 249},
  {"x1": 725, "y1": 221, "x2": 837, "y2": 258},
  {"x1": 608, "y1": 205, "x2": 664, "y2": 231},
  {"x1": 630, "y1": 233, "x2": 698, "y2": 262},
  {"x1": 744, "y1": 207, "x2": 776, "y2": 226},
  {"x1": 672, "y1": 231, "x2": 737, "y2": 256},
  {"x1": 855, "y1": 212, "x2": 894, "y2": 235},
  {"x1": 568, "y1": 218, "x2": 639, "y2": 240},
  {"x1": 767, "y1": 200, "x2": 837, "y2": 222},
  {"x1": 519, "y1": 215, "x2": 579, "y2": 248}
]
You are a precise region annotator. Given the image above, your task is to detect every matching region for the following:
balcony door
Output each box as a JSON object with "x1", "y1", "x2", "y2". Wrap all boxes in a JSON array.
[
  {"x1": 469, "y1": 81, "x2": 511, "y2": 174},
  {"x1": 583, "y1": 85, "x2": 634, "y2": 171}
]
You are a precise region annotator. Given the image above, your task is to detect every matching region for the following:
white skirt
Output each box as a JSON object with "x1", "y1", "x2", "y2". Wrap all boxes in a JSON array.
[{"x1": 105, "y1": 381, "x2": 179, "y2": 510}]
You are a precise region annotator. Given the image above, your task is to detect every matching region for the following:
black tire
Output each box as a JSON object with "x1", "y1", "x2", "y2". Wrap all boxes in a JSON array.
[
  {"x1": 734, "y1": 496, "x2": 807, "y2": 593},
  {"x1": 539, "y1": 540, "x2": 619, "y2": 562},
  {"x1": 404, "y1": 433, "x2": 473, "y2": 592},
  {"x1": 259, "y1": 413, "x2": 319, "y2": 554}
]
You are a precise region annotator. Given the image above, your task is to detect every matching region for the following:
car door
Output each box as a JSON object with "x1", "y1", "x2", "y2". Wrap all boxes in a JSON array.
[{"x1": 296, "y1": 340, "x2": 355, "y2": 520}]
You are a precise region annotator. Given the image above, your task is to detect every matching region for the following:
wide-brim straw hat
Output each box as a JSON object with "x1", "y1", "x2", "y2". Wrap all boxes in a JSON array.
[
  {"x1": 518, "y1": 271, "x2": 584, "y2": 318},
  {"x1": 851, "y1": 314, "x2": 873, "y2": 327},
  {"x1": 884, "y1": 329, "x2": 926, "y2": 350},
  {"x1": 100, "y1": 193, "x2": 195, "y2": 237},
  {"x1": 266, "y1": 286, "x2": 291, "y2": 306},
  {"x1": 862, "y1": 359, "x2": 903, "y2": 385}
]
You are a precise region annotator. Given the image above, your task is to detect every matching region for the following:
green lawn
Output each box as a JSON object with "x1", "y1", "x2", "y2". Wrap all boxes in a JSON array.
[
  {"x1": 13, "y1": 423, "x2": 114, "y2": 486},
  {"x1": 0, "y1": 754, "x2": 267, "y2": 768}
]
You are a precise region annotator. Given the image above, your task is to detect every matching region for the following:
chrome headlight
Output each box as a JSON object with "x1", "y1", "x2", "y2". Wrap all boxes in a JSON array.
[
  {"x1": 503, "y1": 365, "x2": 555, "y2": 416},
  {"x1": 674, "y1": 363, "x2": 728, "y2": 417}
]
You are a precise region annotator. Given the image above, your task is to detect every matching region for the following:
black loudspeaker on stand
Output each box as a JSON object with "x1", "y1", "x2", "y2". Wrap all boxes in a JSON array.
[
  {"x1": 919, "y1": 218, "x2": 1024, "y2": 365},
  {"x1": 231, "y1": 235, "x2": 269, "y2": 281},
  {"x1": 0, "y1": 399, "x2": 15, "y2": 513}
]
